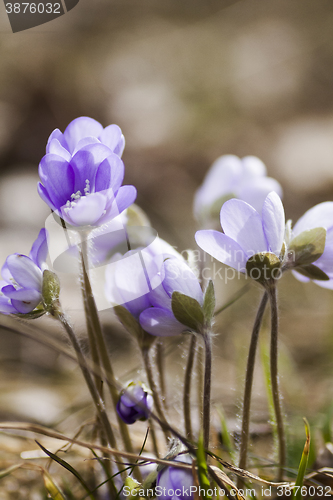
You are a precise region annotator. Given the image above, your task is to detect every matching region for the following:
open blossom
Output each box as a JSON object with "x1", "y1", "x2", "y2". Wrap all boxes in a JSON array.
[
  {"x1": 106, "y1": 245, "x2": 203, "y2": 336},
  {"x1": 38, "y1": 142, "x2": 136, "y2": 227},
  {"x1": 290, "y1": 202, "x2": 333, "y2": 288},
  {"x1": 0, "y1": 229, "x2": 48, "y2": 314},
  {"x1": 116, "y1": 382, "x2": 153, "y2": 424},
  {"x1": 46, "y1": 117, "x2": 125, "y2": 160},
  {"x1": 195, "y1": 192, "x2": 333, "y2": 288},
  {"x1": 195, "y1": 191, "x2": 285, "y2": 274},
  {"x1": 156, "y1": 454, "x2": 194, "y2": 500},
  {"x1": 194, "y1": 155, "x2": 282, "y2": 222}
]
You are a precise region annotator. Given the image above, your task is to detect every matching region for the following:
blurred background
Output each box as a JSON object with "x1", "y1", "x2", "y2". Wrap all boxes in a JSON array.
[{"x1": 1, "y1": 0, "x2": 333, "y2": 496}]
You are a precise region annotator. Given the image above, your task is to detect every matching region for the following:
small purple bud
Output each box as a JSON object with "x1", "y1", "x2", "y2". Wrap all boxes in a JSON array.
[
  {"x1": 156, "y1": 454, "x2": 194, "y2": 500},
  {"x1": 116, "y1": 382, "x2": 153, "y2": 425}
]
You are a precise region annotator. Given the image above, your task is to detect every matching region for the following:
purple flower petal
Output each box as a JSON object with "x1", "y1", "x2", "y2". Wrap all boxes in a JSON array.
[
  {"x1": 220, "y1": 199, "x2": 268, "y2": 257},
  {"x1": 6, "y1": 254, "x2": 43, "y2": 290},
  {"x1": 169, "y1": 457, "x2": 194, "y2": 492},
  {"x1": 39, "y1": 154, "x2": 75, "y2": 208},
  {"x1": 29, "y1": 228, "x2": 48, "y2": 270},
  {"x1": 0, "y1": 296, "x2": 17, "y2": 314},
  {"x1": 236, "y1": 177, "x2": 283, "y2": 214},
  {"x1": 2, "y1": 286, "x2": 41, "y2": 302},
  {"x1": 70, "y1": 144, "x2": 113, "y2": 192},
  {"x1": 121, "y1": 385, "x2": 145, "y2": 407},
  {"x1": 241, "y1": 155, "x2": 267, "y2": 180},
  {"x1": 72, "y1": 137, "x2": 101, "y2": 156},
  {"x1": 293, "y1": 202, "x2": 333, "y2": 237},
  {"x1": 162, "y1": 259, "x2": 203, "y2": 305},
  {"x1": 116, "y1": 400, "x2": 138, "y2": 424},
  {"x1": 46, "y1": 129, "x2": 69, "y2": 154},
  {"x1": 195, "y1": 230, "x2": 247, "y2": 272},
  {"x1": 11, "y1": 297, "x2": 42, "y2": 314},
  {"x1": 64, "y1": 192, "x2": 107, "y2": 226},
  {"x1": 193, "y1": 155, "x2": 241, "y2": 218},
  {"x1": 37, "y1": 183, "x2": 57, "y2": 212},
  {"x1": 140, "y1": 307, "x2": 186, "y2": 336},
  {"x1": 63, "y1": 117, "x2": 103, "y2": 154},
  {"x1": 47, "y1": 139, "x2": 71, "y2": 162},
  {"x1": 99, "y1": 185, "x2": 137, "y2": 225},
  {"x1": 262, "y1": 192, "x2": 285, "y2": 256},
  {"x1": 95, "y1": 154, "x2": 124, "y2": 192},
  {"x1": 99, "y1": 124, "x2": 125, "y2": 156},
  {"x1": 148, "y1": 283, "x2": 172, "y2": 310},
  {"x1": 1, "y1": 262, "x2": 13, "y2": 284}
]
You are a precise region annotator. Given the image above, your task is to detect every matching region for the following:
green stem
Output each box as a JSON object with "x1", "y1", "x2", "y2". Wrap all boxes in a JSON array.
[
  {"x1": 269, "y1": 283, "x2": 286, "y2": 481},
  {"x1": 202, "y1": 329, "x2": 212, "y2": 450},
  {"x1": 54, "y1": 308, "x2": 121, "y2": 492},
  {"x1": 142, "y1": 347, "x2": 170, "y2": 443},
  {"x1": 80, "y1": 236, "x2": 142, "y2": 482},
  {"x1": 184, "y1": 334, "x2": 197, "y2": 440},
  {"x1": 156, "y1": 340, "x2": 166, "y2": 404},
  {"x1": 196, "y1": 343, "x2": 204, "y2": 430},
  {"x1": 238, "y1": 291, "x2": 269, "y2": 479},
  {"x1": 79, "y1": 243, "x2": 116, "y2": 498}
]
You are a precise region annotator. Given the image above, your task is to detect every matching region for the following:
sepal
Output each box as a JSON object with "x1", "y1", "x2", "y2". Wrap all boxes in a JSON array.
[
  {"x1": 202, "y1": 280, "x2": 215, "y2": 324},
  {"x1": 171, "y1": 291, "x2": 204, "y2": 332},
  {"x1": 42, "y1": 270, "x2": 60, "y2": 313},
  {"x1": 113, "y1": 305, "x2": 155, "y2": 349},
  {"x1": 246, "y1": 252, "x2": 281, "y2": 284},
  {"x1": 288, "y1": 227, "x2": 326, "y2": 266},
  {"x1": 294, "y1": 264, "x2": 329, "y2": 281}
]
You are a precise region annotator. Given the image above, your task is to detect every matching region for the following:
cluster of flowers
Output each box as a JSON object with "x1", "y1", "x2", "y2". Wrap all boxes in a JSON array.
[{"x1": 1, "y1": 116, "x2": 333, "y2": 496}]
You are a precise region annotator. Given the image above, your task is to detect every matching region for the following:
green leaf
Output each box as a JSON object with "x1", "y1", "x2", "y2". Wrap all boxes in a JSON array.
[
  {"x1": 171, "y1": 292, "x2": 204, "y2": 332},
  {"x1": 295, "y1": 264, "x2": 329, "y2": 281},
  {"x1": 196, "y1": 434, "x2": 212, "y2": 500},
  {"x1": 36, "y1": 441, "x2": 96, "y2": 500},
  {"x1": 289, "y1": 227, "x2": 326, "y2": 266},
  {"x1": 246, "y1": 252, "x2": 281, "y2": 284},
  {"x1": 292, "y1": 419, "x2": 310, "y2": 500},
  {"x1": 43, "y1": 471, "x2": 66, "y2": 500},
  {"x1": 42, "y1": 270, "x2": 60, "y2": 312},
  {"x1": 203, "y1": 281, "x2": 215, "y2": 324}
]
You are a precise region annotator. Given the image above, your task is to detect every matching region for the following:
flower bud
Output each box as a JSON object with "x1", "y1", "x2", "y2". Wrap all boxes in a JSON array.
[
  {"x1": 116, "y1": 382, "x2": 153, "y2": 425},
  {"x1": 156, "y1": 454, "x2": 194, "y2": 500}
]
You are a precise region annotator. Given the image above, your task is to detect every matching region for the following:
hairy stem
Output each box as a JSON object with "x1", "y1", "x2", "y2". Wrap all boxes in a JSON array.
[
  {"x1": 238, "y1": 291, "x2": 269, "y2": 479},
  {"x1": 184, "y1": 334, "x2": 197, "y2": 440},
  {"x1": 142, "y1": 347, "x2": 170, "y2": 443},
  {"x1": 196, "y1": 343, "x2": 204, "y2": 430},
  {"x1": 80, "y1": 236, "x2": 142, "y2": 482},
  {"x1": 54, "y1": 309, "x2": 121, "y2": 490},
  {"x1": 156, "y1": 340, "x2": 166, "y2": 404},
  {"x1": 269, "y1": 284, "x2": 286, "y2": 481},
  {"x1": 203, "y1": 329, "x2": 212, "y2": 450}
]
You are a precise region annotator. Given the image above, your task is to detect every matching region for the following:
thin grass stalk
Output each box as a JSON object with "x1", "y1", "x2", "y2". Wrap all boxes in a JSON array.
[
  {"x1": 238, "y1": 291, "x2": 269, "y2": 481},
  {"x1": 269, "y1": 283, "x2": 286, "y2": 481},
  {"x1": 184, "y1": 334, "x2": 197, "y2": 440},
  {"x1": 80, "y1": 235, "x2": 142, "y2": 482},
  {"x1": 202, "y1": 329, "x2": 212, "y2": 450},
  {"x1": 142, "y1": 347, "x2": 170, "y2": 443}
]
